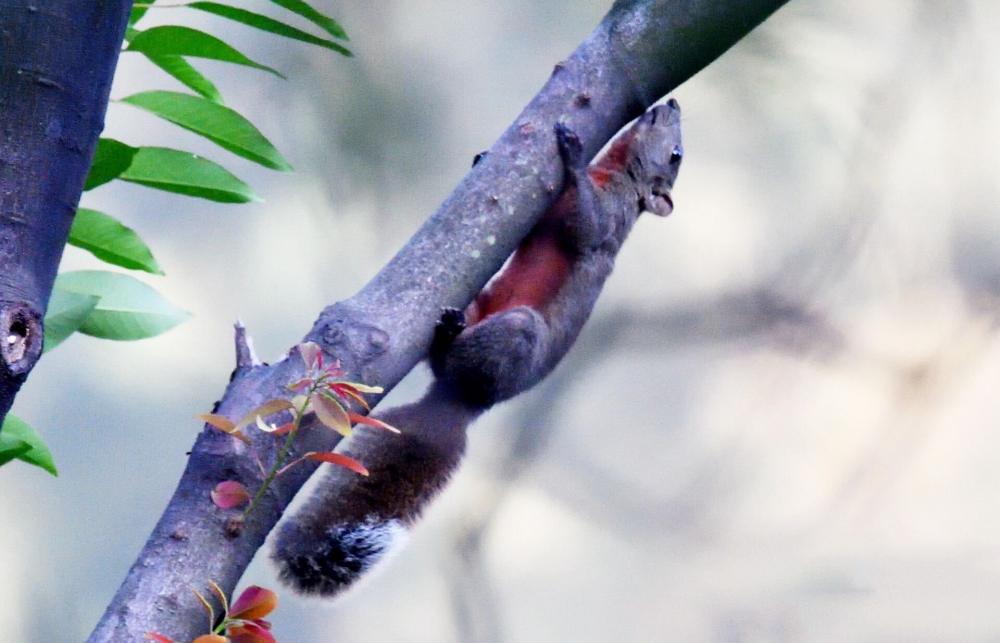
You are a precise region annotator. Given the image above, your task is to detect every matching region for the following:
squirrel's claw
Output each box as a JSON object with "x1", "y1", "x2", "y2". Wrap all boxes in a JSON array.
[
  {"x1": 554, "y1": 122, "x2": 585, "y2": 169},
  {"x1": 435, "y1": 307, "x2": 467, "y2": 344}
]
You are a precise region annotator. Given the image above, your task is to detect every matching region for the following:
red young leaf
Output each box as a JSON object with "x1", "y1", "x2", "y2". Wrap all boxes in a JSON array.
[
  {"x1": 236, "y1": 399, "x2": 294, "y2": 430},
  {"x1": 329, "y1": 383, "x2": 371, "y2": 410},
  {"x1": 336, "y1": 381, "x2": 383, "y2": 394},
  {"x1": 311, "y1": 392, "x2": 351, "y2": 436},
  {"x1": 305, "y1": 451, "x2": 369, "y2": 476},
  {"x1": 286, "y1": 377, "x2": 313, "y2": 393},
  {"x1": 145, "y1": 634, "x2": 176, "y2": 643},
  {"x1": 196, "y1": 414, "x2": 251, "y2": 445},
  {"x1": 347, "y1": 411, "x2": 400, "y2": 434},
  {"x1": 228, "y1": 620, "x2": 277, "y2": 643},
  {"x1": 323, "y1": 367, "x2": 344, "y2": 379},
  {"x1": 211, "y1": 481, "x2": 251, "y2": 509},
  {"x1": 192, "y1": 636, "x2": 229, "y2": 643},
  {"x1": 208, "y1": 579, "x2": 229, "y2": 614},
  {"x1": 290, "y1": 394, "x2": 309, "y2": 413},
  {"x1": 230, "y1": 585, "x2": 278, "y2": 621},
  {"x1": 188, "y1": 581, "x2": 218, "y2": 627},
  {"x1": 298, "y1": 341, "x2": 320, "y2": 369},
  {"x1": 272, "y1": 422, "x2": 296, "y2": 435},
  {"x1": 195, "y1": 413, "x2": 236, "y2": 433},
  {"x1": 189, "y1": 585, "x2": 215, "y2": 625},
  {"x1": 255, "y1": 416, "x2": 279, "y2": 433}
]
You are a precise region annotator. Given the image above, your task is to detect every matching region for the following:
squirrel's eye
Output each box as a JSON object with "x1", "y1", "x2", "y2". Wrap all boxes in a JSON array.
[{"x1": 669, "y1": 146, "x2": 682, "y2": 164}]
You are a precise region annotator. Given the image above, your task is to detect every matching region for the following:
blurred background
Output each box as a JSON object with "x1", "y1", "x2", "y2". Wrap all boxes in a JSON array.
[{"x1": 4, "y1": 0, "x2": 1000, "y2": 641}]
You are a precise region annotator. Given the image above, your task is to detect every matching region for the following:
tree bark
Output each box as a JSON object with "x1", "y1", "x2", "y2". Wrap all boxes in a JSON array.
[
  {"x1": 0, "y1": 0, "x2": 132, "y2": 428},
  {"x1": 70, "y1": 0, "x2": 791, "y2": 640}
]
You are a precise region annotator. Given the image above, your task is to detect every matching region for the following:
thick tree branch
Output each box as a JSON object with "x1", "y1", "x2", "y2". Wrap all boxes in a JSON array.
[
  {"x1": 86, "y1": 0, "x2": 791, "y2": 641},
  {"x1": 0, "y1": 0, "x2": 132, "y2": 427}
]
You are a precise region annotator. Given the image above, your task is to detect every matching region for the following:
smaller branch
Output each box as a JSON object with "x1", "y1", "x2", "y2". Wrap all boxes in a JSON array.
[
  {"x1": 234, "y1": 320, "x2": 261, "y2": 371},
  {"x1": 447, "y1": 522, "x2": 505, "y2": 643}
]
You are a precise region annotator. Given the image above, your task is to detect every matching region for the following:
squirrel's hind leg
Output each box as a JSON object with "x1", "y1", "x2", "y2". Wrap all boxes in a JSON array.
[{"x1": 431, "y1": 305, "x2": 549, "y2": 407}]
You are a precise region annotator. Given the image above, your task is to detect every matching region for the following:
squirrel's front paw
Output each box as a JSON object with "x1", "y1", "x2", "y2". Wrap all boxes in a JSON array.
[
  {"x1": 554, "y1": 122, "x2": 584, "y2": 168},
  {"x1": 435, "y1": 307, "x2": 466, "y2": 344}
]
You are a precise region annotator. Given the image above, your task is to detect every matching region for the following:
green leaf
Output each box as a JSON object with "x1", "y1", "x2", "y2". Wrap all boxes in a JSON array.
[
  {"x1": 268, "y1": 0, "x2": 348, "y2": 40},
  {"x1": 69, "y1": 208, "x2": 164, "y2": 275},
  {"x1": 85, "y1": 139, "x2": 138, "y2": 191},
  {"x1": 1, "y1": 415, "x2": 58, "y2": 476},
  {"x1": 129, "y1": 0, "x2": 156, "y2": 26},
  {"x1": 188, "y1": 2, "x2": 350, "y2": 56},
  {"x1": 54, "y1": 271, "x2": 192, "y2": 341},
  {"x1": 43, "y1": 288, "x2": 100, "y2": 352},
  {"x1": 143, "y1": 53, "x2": 224, "y2": 104},
  {"x1": 127, "y1": 26, "x2": 285, "y2": 78},
  {"x1": 0, "y1": 433, "x2": 31, "y2": 469},
  {"x1": 119, "y1": 147, "x2": 261, "y2": 203},
  {"x1": 121, "y1": 91, "x2": 292, "y2": 171}
]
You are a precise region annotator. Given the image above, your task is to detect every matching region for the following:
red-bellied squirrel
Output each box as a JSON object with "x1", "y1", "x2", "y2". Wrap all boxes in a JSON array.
[{"x1": 272, "y1": 99, "x2": 683, "y2": 597}]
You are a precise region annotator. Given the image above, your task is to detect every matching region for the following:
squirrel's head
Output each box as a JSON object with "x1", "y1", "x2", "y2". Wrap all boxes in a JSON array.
[{"x1": 628, "y1": 98, "x2": 682, "y2": 217}]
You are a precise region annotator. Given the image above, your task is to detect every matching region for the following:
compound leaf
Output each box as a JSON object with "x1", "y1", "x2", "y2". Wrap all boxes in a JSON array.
[{"x1": 54, "y1": 271, "x2": 191, "y2": 341}]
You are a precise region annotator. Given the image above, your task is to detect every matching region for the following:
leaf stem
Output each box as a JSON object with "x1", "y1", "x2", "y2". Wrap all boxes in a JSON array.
[{"x1": 239, "y1": 390, "x2": 309, "y2": 521}]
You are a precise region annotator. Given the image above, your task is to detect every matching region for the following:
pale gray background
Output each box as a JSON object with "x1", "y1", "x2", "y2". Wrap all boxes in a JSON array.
[{"x1": 4, "y1": 1, "x2": 1000, "y2": 641}]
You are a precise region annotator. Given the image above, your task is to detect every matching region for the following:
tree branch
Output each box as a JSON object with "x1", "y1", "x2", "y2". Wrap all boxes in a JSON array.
[
  {"x1": 85, "y1": 0, "x2": 791, "y2": 640},
  {"x1": 0, "y1": 0, "x2": 132, "y2": 427}
]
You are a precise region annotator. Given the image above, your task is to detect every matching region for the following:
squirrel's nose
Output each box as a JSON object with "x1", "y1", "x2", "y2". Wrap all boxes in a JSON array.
[{"x1": 666, "y1": 98, "x2": 679, "y2": 110}]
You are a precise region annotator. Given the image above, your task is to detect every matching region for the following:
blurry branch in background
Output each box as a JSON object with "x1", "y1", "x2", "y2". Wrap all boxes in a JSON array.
[
  {"x1": 763, "y1": 3, "x2": 991, "y2": 532},
  {"x1": 444, "y1": 288, "x2": 839, "y2": 643},
  {"x1": 774, "y1": 1, "x2": 965, "y2": 302},
  {"x1": 442, "y1": 6, "x2": 989, "y2": 635},
  {"x1": 87, "y1": 1, "x2": 797, "y2": 641}
]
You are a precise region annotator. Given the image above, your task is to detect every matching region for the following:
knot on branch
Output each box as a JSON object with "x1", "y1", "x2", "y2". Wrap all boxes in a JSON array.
[
  {"x1": 315, "y1": 315, "x2": 390, "y2": 364},
  {"x1": 1, "y1": 301, "x2": 44, "y2": 377}
]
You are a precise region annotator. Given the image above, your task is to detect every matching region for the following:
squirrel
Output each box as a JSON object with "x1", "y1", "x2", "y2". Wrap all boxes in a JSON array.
[{"x1": 271, "y1": 99, "x2": 683, "y2": 598}]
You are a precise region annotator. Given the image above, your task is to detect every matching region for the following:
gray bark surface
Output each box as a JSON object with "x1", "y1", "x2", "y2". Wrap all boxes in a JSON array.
[{"x1": 0, "y1": 0, "x2": 132, "y2": 427}]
